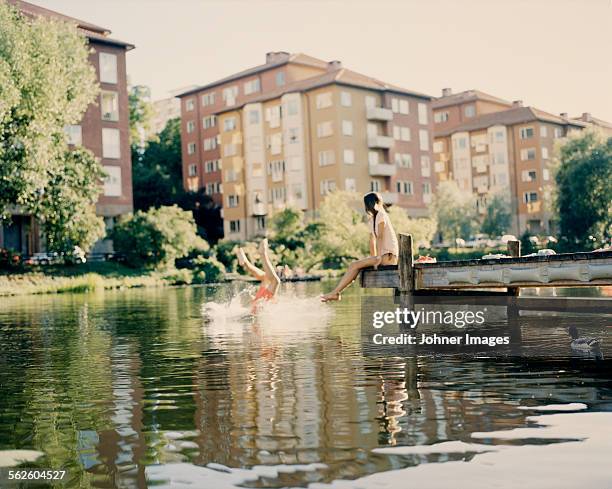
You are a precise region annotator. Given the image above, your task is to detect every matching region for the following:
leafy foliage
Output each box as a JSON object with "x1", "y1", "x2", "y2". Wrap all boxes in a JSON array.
[
  {"x1": 554, "y1": 130, "x2": 612, "y2": 250},
  {"x1": 129, "y1": 85, "x2": 155, "y2": 149},
  {"x1": 0, "y1": 2, "x2": 103, "y2": 252},
  {"x1": 112, "y1": 206, "x2": 208, "y2": 269},
  {"x1": 481, "y1": 193, "x2": 512, "y2": 238},
  {"x1": 432, "y1": 181, "x2": 479, "y2": 243},
  {"x1": 387, "y1": 206, "x2": 437, "y2": 248},
  {"x1": 191, "y1": 256, "x2": 226, "y2": 284}
]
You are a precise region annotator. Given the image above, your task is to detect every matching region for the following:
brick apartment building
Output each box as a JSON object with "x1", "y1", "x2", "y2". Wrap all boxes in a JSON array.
[
  {"x1": 0, "y1": 1, "x2": 133, "y2": 254},
  {"x1": 432, "y1": 89, "x2": 611, "y2": 236},
  {"x1": 178, "y1": 52, "x2": 435, "y2": 240}
]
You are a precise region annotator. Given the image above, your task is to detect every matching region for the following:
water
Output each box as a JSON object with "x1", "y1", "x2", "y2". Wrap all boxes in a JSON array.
[{"x1": 0, "y1": 282, "x2": 611, "y2": 488}]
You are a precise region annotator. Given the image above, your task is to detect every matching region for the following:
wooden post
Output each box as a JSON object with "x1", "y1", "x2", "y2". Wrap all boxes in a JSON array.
[
  {"x1": 398, "y1": 233, "x2": 414, "y2": 293},
  {"x1": 507, "y1": 239, "x2": 521, "y2": 297}
]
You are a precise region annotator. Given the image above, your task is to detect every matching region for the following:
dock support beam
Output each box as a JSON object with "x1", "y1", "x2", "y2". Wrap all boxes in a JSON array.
[
  {"x1": 395, "y1": 234, "x2": 414, "y2": 307},
  {"x1": 507, "y1": 240, "x2": 521, "y2": 297}
]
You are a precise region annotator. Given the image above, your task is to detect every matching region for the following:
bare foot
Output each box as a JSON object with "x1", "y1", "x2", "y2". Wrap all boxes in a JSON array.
[
  {"x1": 320, "y1": 292, "x2": 341, "y2": 302},
  {"x1": 236, "y1": 247, "x2": 247, "y2": 266}
]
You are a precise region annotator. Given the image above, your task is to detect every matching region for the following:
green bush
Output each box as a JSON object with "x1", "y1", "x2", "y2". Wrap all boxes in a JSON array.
[
  {"x1": 164, "y1": 269, "x2": 193, "y2": 285},
  {"x1": 191, "y1": 256, "x2": 226, "y2": 284},
  {"x1": 111, "y1": 205, "x2": 208, "y2": 269},
  {"x1": 213, "y1": 240, "x2": 242, "y2": 272}
]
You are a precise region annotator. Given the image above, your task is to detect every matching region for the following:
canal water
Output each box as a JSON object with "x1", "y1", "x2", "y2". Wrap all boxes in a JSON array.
[{"x1": 0, "y1": 282, "x2": 610, "y2": 488}]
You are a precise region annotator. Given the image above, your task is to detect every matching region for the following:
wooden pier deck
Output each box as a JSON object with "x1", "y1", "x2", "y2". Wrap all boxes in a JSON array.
[{"x1": 360, "y1": 234, "x2": 612, "y2": 312}]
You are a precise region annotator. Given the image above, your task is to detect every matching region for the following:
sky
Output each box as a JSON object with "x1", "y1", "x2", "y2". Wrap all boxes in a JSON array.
[{"x1": 31, "y1": 0, "x2": 612, "y2": 121}]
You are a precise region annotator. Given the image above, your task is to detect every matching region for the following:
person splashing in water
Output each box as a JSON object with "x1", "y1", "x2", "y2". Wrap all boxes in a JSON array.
[
  {"x1": 321, "y1": 192, "x2": 399, "y2": 302},
  {"x1": 236, "y1": 238, "x2": 281, "y2": 310}
]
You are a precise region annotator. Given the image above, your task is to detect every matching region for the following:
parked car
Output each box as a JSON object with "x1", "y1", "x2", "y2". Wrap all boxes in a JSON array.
[
  {"x1": 26, "y1": 252, "x2": 60, "y2": 266},
  {"x1": 465, "y1": 234, "x2": 489, "y2": 248}
]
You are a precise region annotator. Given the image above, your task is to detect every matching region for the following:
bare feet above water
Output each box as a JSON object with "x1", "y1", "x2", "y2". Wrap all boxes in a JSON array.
[
  {"x1": 320, "y1": 292, "x2": 341, "y2": 302},
  {"x1": 259, "y1": 238, "x2": 269, "y2": 256}
]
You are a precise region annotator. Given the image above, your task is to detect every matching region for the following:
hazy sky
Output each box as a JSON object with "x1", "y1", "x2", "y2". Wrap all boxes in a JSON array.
[{"x1": 33, "y1": 0, "x2": 612, "y2": 121}]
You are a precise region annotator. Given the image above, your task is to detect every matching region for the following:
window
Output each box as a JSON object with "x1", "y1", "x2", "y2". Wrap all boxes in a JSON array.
[
  {"x1": 520, "y1": 148, "x2": 536, "y2": 161},
  {"x1": 243, "y1": 79, "x2": 261, "y2": 95},
  {"x1": 522, "y1": 170, "x2": 537, "y2": 182},
  {"x1": 101, "y1": 91, "x2": 119, "y2": 121},
  {"x1": 523, "y1": 192, "x2": 538, "y2": 203},
  {"x1": 225, "y1": 169, "x2": 237, "y2": 181},
  {"x1": 341, "y1": 91, "x2": 352, "y2": 107},
  {"x1": 270, "y1": 186, "x2": 287, "y2": 203},
  {"x1": 343, "y1": 149, "x2": 355, "y2": 164},
  {"x1": 395, "y1": 153, "x2": 412, "y2": 168},
  {"x1": 102, "y1": 166, "x2": 121, "y2": 196},
  {"x1": 417, "y1": 103, "x2": 428, "y2": 124},
  {"x1": 320, "y1": 179, "x2": 336, "y2": 195},
  {"x1": 64, "y1": 125, "x2": 82, "y2": 146},
  {"x1": 370, "y1": 180, "x2": 381, "y2": 192},
  {"x1": 318, "y1": 150, "x2": 335, "y2": 166},
  {"x1": 228, "y1": 195, "x2": 240, "y2": 208},
  {"x1": 222, "y1": 86, "x2": 238, "y2": 105},
  {"x1": 540, "y1": 125, "x2": 548, "y2": 138},
  {"x1": 423, "y1": 182, "x2": 431, "y2": 194},
  {"x1": 187, "y1": 142, "x2": 196, "y2": 155},
  {"x1": 391, "y1": 98, "x2": 399, "y2": 113},
  {"x1": 291, "y1": 183, "x2": 304, "y2": 201},
  {"x1": 203, "y1": 137, "x2": 217, "y2": 151},
  {"x1": 494, "y1": 130, "x2": 505, "y2": 142},
  {"x1": 205, "y1": 160, "x2": 220, "y2": 173},
  {"x1": 554, "y1": 127, "x2": 563, "y2": 138},
  {"x1": 464, "y1": 104, "x2": 476, "y2": 118},
  {"x1": 269, "y1": 133, "x2": 282, "y2": 154},
  {"x1": 205, "y1": 182, "x2": 220, "y2": 195},
  {"x1": 268, "y1": 160, "x2": 285, "y2": 182},
  {"x1": 102, "y1": 128, "x2": 120, "y2": 158},
  {"x1": 223, "y1": 144, "x2": 237, "y2": 157},
  {"x1": 434, "y1": 111, "x2": 449, "y2": 123},
  {"x1": 396, "y1": 180, "x2": 413, "y2": 195},
  {"x1": 420, "y1": 156, "x2": 431, "y2": 177},
  {"x1": 342, "y1": 120, "x2": 353, "y2": 136},
  {"x1": 288, "y1": 127, "x2": 299, "y2": 143},
  {"x1": 203, "y1": 115, "x2": 217, "y2": 129},
  {"x1": 316, "y1": 92, "x2": 332, "y2": 109},
  {"x1": 317, "y1": 121, "x2": 334, "y2": 138},
  {"x1": 520, "y1": 127, "x2": 535, "y2": 139},
  {"x1": 365, "y1": 96, "x2": 376, "y2": 108},
  {"x1": 368, "y1": 151, "x2": 379, "y2": 165},
  {"x1": 393, "y1": 126, "x2": 410, "y2": 141},
  {"x1": 249, "y1": 109, "x2": 260, "y2": 124},
  {"x1": 265, "y1": 105, "x2": 281, "y2": 128},
  {"x1": 276, "y1": 72, "x2": 285, "y2": 87},
  {"x1": 188, "y1": 164, "x2": 197, "y2": 177},
  {"x1": 287, "y1": 100, "x2": 298, "y2": 116},
  {"x1": 543, "y1": 168, "x2": 550, "y2": 181},
  {"x1": 344, "y1": 178, "x2": 356, "y2": 192},
  {"x1": 201, "y1": 92, "x2": 215, "y2": 106},
  {"x1": 419, "y1": 129, "x2": 429, "y2": 150},
  {"x1": 186, "y1": 120, "x2": 195, "y2": 133},
  {"x1": 224, "y1": 117, "x2": 236, "y2": 132},
  {"x1": 99, "y1": 52, "x2": 117, "y2": 84},
  {"x1": 185, "y1": 98, "x2": 195, "y2": 112},
  {"x1": 433, "y1": 141, "x2": 444, "y2": 153},
  {"x1": 541, "y1": 147, "x2": 549, "y2": 159},
  {"x1": 399, "y1": 100, "x2": 409, "y2": 115},
  {"x1": 229, "y1": 220, "x2": 241, "y2": 233}
]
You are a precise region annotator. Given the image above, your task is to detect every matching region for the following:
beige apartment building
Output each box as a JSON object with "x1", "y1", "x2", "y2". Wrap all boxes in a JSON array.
[{"x1": 179, "y1": 53, "x2": 434, "y2": 240}]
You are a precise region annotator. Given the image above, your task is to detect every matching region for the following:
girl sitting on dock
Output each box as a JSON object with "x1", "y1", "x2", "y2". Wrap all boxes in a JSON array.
[
  {"x1": 236, "y1": 238, "x2": 281, "y2": 308},
  {"x1": 321, "y1": 192, "x2": 399, "y2": 302}
]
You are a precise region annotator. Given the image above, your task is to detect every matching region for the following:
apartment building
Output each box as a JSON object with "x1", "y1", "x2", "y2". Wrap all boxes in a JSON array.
[
  {"x1": 178, "y1": 52, "x2": 434, "y2": 240},
  {"x1": 1, "y1": 1, "x2": 134, "y2": 254},
  {"x1": 433, "y1": 104, "x2": 587, "y2": 235}
]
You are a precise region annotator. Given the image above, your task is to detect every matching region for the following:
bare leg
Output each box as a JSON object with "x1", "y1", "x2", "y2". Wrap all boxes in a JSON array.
[
  {"x1": 259, "y1": 238, "x2": 281, "y2": 295},
  {"x1": 236, "y1": 247, "x2": 265, "y2": 281},
  {"x1": 321, "y1": 255, "x2": 382, "y2": 302}
]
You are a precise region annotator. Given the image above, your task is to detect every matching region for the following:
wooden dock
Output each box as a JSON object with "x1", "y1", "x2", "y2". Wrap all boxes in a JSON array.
[{"x1": 360, "y1": 234, "x2": 612, "y2": 313}]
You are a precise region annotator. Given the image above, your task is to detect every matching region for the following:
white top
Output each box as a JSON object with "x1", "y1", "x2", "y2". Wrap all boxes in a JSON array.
[{"x1": 368, "y1": 210, "x2": 399, "y2": 257}]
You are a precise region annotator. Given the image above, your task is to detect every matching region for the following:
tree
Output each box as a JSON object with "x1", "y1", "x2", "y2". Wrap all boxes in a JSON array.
[
  {"x1": 432, "y1": 181, "x2": 479, "y2": 245},
  {"x1": 387, "y1": 206, "x2": 437, "y2": 248},
  {"x1": 481, "y1": 193, "x2": 512, "y2": 238},
  {"x1": 554, "y1": 130, "x2": 612, "y2": 250},
  {"x1": 112, "y1": 206, "x2": 208, "y2": 269},
  {"x1": 132, "y1": 118, "x2": 184, "y2": 210},
  {"x1": 129, "y1": 85, "x2": 155, "y2": 158},
  {"x1": 0, "y1": 2, "x2": 104, "y2": 252}
]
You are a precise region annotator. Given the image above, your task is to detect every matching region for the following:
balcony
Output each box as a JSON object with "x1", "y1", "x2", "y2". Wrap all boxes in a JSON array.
[
  {"x1": 252, "y1": 202, "x2": 266, "y2": 216},
  {"x1": 369, "y1": 163, "x2": 396, "y2": 177},
  {"x1": 367, "y1": 135, "x2": 394, "y2": 149},
  {"x1": 366, "y1": 106, "x2": 393, "y2": 121},
  {"x1": 380, "y1": 192, "x2": 399, "y2": 204}
]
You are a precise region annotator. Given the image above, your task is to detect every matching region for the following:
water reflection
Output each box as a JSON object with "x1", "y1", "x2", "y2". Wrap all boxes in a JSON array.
[{"x1": 0, "y1": 283, "x2": 610, "y2": 488}]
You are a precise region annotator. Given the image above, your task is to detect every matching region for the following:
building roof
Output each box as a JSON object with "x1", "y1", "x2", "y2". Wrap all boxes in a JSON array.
[
  {"x1": 213, "y1": 66, "x2": 433, "y2": 114},
  {"x1": 436, "y1": 106, "x2": 587, "y2": 137},
  {"x1": 8, "y1": 0, "x2": 134, "y2": 49},
  {"x1": 571, "y1": 114, "x2": 612, "y2": 129},
  {"x1": 432, "y1": 89, "x2": 513, "y2": 109}
]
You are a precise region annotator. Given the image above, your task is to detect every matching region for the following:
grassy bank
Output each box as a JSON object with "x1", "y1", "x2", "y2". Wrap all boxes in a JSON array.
[{"x1": 0, "y1": 262, "x2": 172, "y2": 297}]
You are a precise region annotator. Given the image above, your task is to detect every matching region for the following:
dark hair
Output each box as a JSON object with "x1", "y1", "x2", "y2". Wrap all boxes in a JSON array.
[{"x1": 363, "y1": 192, "x2": 389, "y2": 236}]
